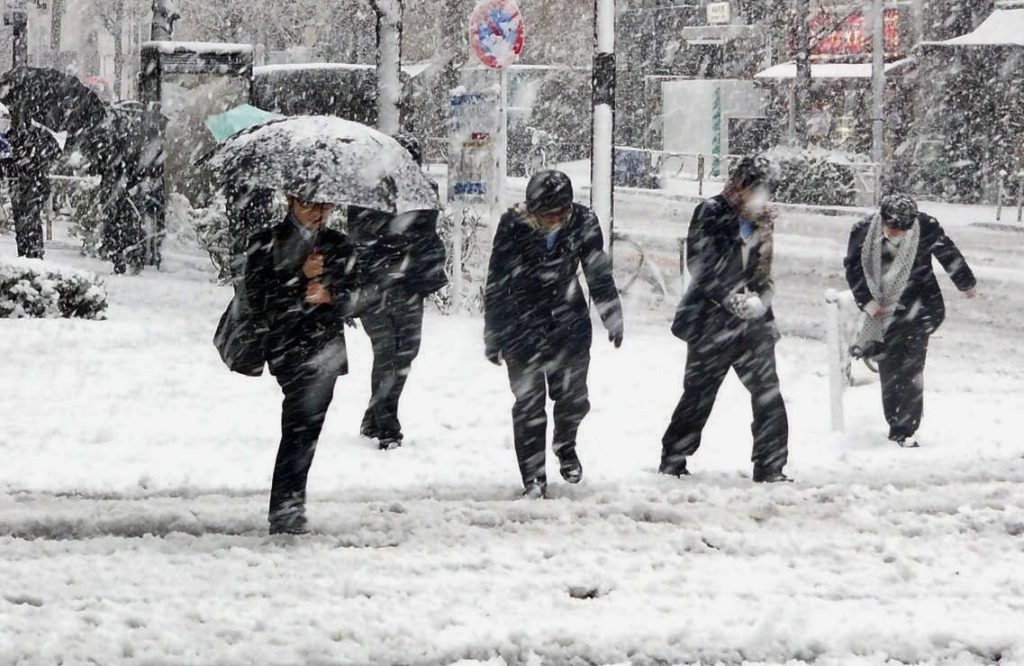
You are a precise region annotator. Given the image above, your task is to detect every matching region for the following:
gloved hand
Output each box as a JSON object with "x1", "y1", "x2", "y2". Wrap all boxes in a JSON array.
[
  {"x1": 606, "y1": 313, "x2": 624, "y2": 349},
  {"x1": 485, "y1": 348, "x2": 502, "y2": 366},
  {"x1": 743, "y1": 295, "x2": 768, "y2": 320}
]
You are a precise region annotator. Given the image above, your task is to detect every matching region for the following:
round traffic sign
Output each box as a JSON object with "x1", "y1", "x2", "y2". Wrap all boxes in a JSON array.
[{"x1": 469, "y1": 0, "x2": 526, "y2": 70}]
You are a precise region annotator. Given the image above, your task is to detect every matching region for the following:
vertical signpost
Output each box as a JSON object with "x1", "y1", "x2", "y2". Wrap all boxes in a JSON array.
[
  {"x1": 4, "y1": 0, "x2": 29, "y2": 67},
  {"x1": 870, "y1": 0, "x2": 885, "y2": 202},
  {"x1": 591, "y1": 0, "x2": 616, "y2": 257},
  {"x1": 468, "y1": 0, "x2": 525, "y2": 223},
  {"x1": 444, "y1": 0, "x2": 523, "y2": 312}
]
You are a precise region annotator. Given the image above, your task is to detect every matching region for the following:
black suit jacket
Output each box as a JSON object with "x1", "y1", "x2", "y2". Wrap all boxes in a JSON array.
[
  {"x1": 672, "y1": 195, "x2": 776, "y2": 345},
  {"x1": 484, "y1": 203, "x2": 622, "y2": 361},
  {"x1": 242, "y1": 218, "x2": 365, "y2": 377},
  {"x1": 844, "y1": 213, "x2": 976, "y2": 336}
]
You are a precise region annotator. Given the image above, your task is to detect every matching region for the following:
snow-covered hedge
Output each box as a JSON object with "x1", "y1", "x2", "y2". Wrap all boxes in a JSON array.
[
  {"x1": 766, "y1": 147, "x2": 859, "y2": 207},
  {"x1": 0, "y1": 258, "x2": 107, "y2": 319}
]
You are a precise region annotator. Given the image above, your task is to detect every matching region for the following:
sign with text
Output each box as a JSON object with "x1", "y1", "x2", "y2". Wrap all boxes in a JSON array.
[
  {"x1": 810, "y1": 9, "x2": 901, "y2": 57},
  {"x1": 448, "y1": 90, "x2": 499, "y2": 204},
  {"x1": 706, "y1": 2, "x2": 731, "y2": 26}
]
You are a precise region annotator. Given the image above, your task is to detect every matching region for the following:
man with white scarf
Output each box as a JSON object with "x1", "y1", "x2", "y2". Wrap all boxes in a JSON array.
[{"x1": 844, "y1": 193, "x2": 977, "y2": 448}]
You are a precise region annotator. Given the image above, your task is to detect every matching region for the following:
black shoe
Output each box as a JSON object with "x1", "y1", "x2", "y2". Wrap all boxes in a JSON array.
[
  {"x1": 269, "y1": 498, "x2": 308, "y2": 535},
  {"x1": 558, "y1": 450, "x2": 583, "y2": 484},
  {"x1": 378, "y1": 438, "x2": 402, "y2": 451},
  {"x1": 753, "y1": 470, "x2": 793, "y2": 484},
  {"x1": 892, "y1": 437, "x2": 920, "y2": 449},
  {"x1": 659, "y1": 460, "x2": 690, "y2": 477},
  {"x1": 269, "y1": 512, "x2": 309, "y2": 535},
  {"x1": 522, "y1": 480, "x2": 547, "y2": 499}
]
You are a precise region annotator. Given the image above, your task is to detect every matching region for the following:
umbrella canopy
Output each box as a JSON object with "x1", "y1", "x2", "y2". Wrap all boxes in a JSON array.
[
  {"x1": 0, "y1": 67, "x2": 107, "y2": 138},
  {"x1": 205, "y1": 104, "x2": 283, "y2": 143},
  {"x1": 203, "y1": 115, "x2": 440, "y2": 213}
]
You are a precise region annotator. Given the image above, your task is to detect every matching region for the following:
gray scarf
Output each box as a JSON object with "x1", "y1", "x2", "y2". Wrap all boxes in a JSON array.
[{"x1": 855, "y1": 213, "x2": 920, "y2": 351}]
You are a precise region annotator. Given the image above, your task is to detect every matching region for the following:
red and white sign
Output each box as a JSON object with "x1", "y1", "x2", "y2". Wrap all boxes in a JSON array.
[
  {"x1": 469, "y1": 0, "x2": 526, "y2": 70},
  {"x1": 810, "y1": 9, "x2": 901, "y2": 58}
]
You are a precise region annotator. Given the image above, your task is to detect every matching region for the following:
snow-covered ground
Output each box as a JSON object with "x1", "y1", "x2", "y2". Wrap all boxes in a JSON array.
[{"x1": 2, "y1": 196, "x2": 1023, "y2": 664}]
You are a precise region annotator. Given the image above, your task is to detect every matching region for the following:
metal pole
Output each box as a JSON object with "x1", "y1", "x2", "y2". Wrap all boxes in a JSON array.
[
  {"x1": 825, "y1": 289, "x2": 846, "y2": 433},
  {"x1": 373, "y1": 0, "x2": 403, "y2": 136},
  {"x1": 495, "y1": 67, "x2": 508, "y2": 221},
  {"x1": 793, "y1": 0, "x2": 811, "y2": 147},
  {"x1": 871, "y1": 0, "x2": 885, "y2": 201},
  {"x1": 1016, "y1": 172, "x2": 1023, "y2": 223},
  {"x1": 12, "y1": 11, "x2": 28, "y2": 67},
  {"x1": 591, "y1": 0, "x2": 616, "y2": 258}
]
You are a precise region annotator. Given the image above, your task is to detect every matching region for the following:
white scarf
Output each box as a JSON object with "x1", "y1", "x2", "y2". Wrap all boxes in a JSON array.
[{"x1": 855, "y1": 213, "x2": 920, "y2": 352}]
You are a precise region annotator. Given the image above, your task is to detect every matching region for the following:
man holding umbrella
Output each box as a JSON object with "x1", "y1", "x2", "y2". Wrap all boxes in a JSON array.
[
  {"x1": 207, "y1": 116, "x2": 440, "y2": 533},
  {"x1": 348, "y1": 134, "x2": 448, "y2": 451},
  {"x1": 242, "y1": 194, "x2": 370, "y2": 534},
  {"x1": 7, "y1": 109, "x2": 60, "y2": 258}
]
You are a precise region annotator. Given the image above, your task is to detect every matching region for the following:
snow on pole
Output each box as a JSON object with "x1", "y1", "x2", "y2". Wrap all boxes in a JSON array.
[
  {"x1": 373, "y1": 0, "x2": 403, "y2": 136},
  {"x1": 870, "y1": 0, "x2": 885, "y2": 201},
  {"x1": 825, "y1": 289, "x2": 846, "y2": 433},
  {"x1": 591, "y1": 0, "x2": 615, "y2": 259},
  {"x1": 494, "y1": 67, "x2": 509, "y2": 224},
  {"x1": 150, "y1": 0, "x2": 179, "y2": 41}
]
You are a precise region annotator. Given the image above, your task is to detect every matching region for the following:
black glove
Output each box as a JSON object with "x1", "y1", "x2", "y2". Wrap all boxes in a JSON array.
[
  {"x1": 609, "y1": 330, "x2": 623, "y2": 348},
  {"x1": 606, "y1": 314, "x2": 624, "y2": 349}
]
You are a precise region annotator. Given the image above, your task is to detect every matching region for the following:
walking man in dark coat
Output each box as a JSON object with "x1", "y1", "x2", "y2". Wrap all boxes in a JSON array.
[
  {"x1": 348, "y1": 135, "x2": 448, "y2": 450},
  {"x1": 7, "y1": 110, "x2": 60, "y2": 259},
  {"x1": 98, "y1": 107, "x2": 147, "y2": 274},
  {"x1": 844, "y1": 192, "x2": 977, "y2": 448},
  {"x1": 243, "y1": 195, "x2": 370, "y2": 534},
  {"x1": 660, "y1": 156, "x2": 791, "y2": 483},
  {"x1": 485, "y1": 170, "x2": 624, "y2": 498}
]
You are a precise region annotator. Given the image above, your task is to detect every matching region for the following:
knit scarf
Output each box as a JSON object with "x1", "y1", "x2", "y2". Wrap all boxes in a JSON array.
[{"x1": 855, "y1": 213, "x2": 920, "y2": 351}]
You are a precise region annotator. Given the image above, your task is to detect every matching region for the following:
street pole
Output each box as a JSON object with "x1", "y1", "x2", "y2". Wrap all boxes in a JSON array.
[
  {"x1": 150, "y1": 0, "x2": 178, "y2": 41},
  {"x1": 373, "y1": 0, "x2": 403, "y2": 136},
  {"x1": 793, "y1": 0, "x2": 811, "y2": 147},
  {"x1": 591, "y1": 0, "x2": 616, "y2": 258},
  {"x1": 12, "y1": 10, "x2": 28, "y2": 67},
  {"x1": 871, "y1": 0, "x2": 886, "y2": 201},
  {"x1": 495, "y1": 67, "x2": 508, "y2": 221}
]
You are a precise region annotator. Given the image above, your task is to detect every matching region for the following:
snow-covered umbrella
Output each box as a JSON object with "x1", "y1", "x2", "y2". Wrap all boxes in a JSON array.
[
  {"x1": 202, "y1": 115, "x2": 440, "y2": 214},
  {"x1": 0, "y1": 66, "x2": 107, "y2": 139}
]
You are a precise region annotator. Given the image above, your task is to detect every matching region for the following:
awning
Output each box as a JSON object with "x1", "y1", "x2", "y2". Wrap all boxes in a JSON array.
[
  {"x1": 755, "y1": 58, "x2": 913, "y2": 80},
  {"x1": 681, "y1": 24, "x2": 760, "y2": 46},
  {"x1": 941, "y1": 5, "x2": 1024, "y2": 46}
]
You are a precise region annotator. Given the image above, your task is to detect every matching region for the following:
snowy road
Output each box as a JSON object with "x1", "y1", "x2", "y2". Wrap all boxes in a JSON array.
[{"x1": 2, "y1": 207, "x2": 1024, "y2": 664}]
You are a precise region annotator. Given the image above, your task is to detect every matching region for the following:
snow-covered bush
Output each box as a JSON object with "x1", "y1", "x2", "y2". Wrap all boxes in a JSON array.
[
  {"x1": 766, "y1": 148, "x2": 859, "y2": 207},
  {"x1": 66, "y1": 181, "x2": 106, "y2": 258},
  {"x1": 188, "y1": 199, "x2": 234, "y2": 282},
  {"x1": 0, "y1": 258, "x2": 107, "y2": 319},
  {"x1": 431, "y1": 206, "x2": 489, "y2": 314}
]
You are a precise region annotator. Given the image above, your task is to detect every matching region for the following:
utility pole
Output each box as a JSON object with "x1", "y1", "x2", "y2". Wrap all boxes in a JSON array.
[
  {"x1": 792, "y1": 0, "x2": 811, "y2": 147},
  {"x1": 9, "y1": 0, "x2": 29, "y2": 67},
  {"x1": 150, "y1": 0, "x2": 178, "y2": 41},
  {"x1": 870, "y1": 0, "x2": 885, "y2": 200},
  {"x1": 591, "y1": 0, "x2": 616, "y2": 257},
  {"x1": 373, "y1": 0, "x2": 403, "y2": 136}
]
